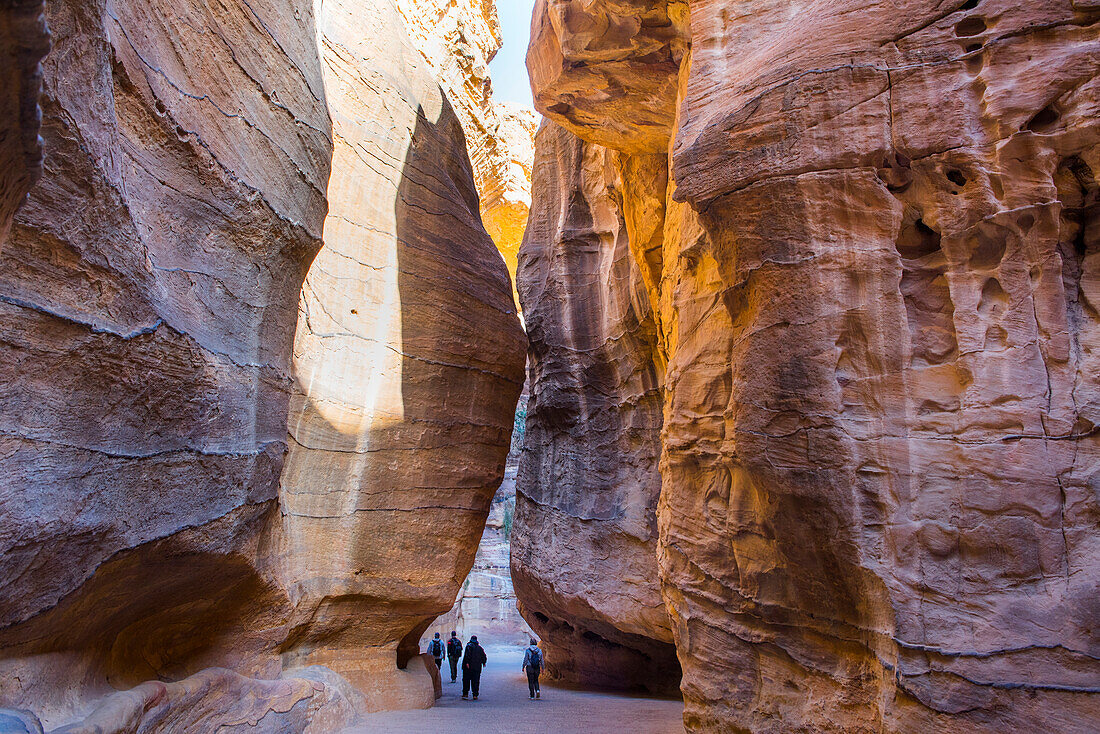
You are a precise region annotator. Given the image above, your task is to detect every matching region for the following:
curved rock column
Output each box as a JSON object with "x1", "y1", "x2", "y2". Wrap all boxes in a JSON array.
[
  {"x1": 512, "y1": 120, "x2": 681, "y2": 695},
  {"x1": 265, "y1": 0, "x2": 527, "y2": 712},
  {"x1": 521, "y1": 0, "x2": 1100, "y2": 730}
]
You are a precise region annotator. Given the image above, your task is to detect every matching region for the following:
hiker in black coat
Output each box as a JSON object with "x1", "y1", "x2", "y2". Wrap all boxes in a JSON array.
[
  {"x1": 446, "y1": 631, "x2": 463, "y2": 683},
  {"x1": 461, "y1": 635, "x2": 488, "y2": 700}
]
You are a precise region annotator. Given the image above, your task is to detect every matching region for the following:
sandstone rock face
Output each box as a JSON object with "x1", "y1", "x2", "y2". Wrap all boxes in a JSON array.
[
  {"x1": 521, "y1": 0, "x2": 1100, "y2": 730},
  {"x1": 426, "y1": 382, "x2": 535, "y2": 647},
  {"x1": 0, "y1": 0, "x2": 47, "y2": 242},
  {"x1": 0, "y1": 0, "x2": 331, "y2": 725},
  {"x1": 267, "y1": 0, "x2": 526, "y2": 710},
  {"x1": 0, "y1": 0, "x2": 524, "y2": 728},
  {"x1": 398, "y1": 0, "x2": 538, "y2": 295},
  {"x1": 512, "y1": 121, "x2": 680, "y2": 695}
]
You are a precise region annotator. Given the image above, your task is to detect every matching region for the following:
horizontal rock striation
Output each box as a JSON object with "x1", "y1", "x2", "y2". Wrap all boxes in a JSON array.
[
  {"x1": 267, "y1": 0, "x2": 526, "y2": 711},
  {"x1": 520, "y1": 0, "x2": 1100, "y2": 730}
]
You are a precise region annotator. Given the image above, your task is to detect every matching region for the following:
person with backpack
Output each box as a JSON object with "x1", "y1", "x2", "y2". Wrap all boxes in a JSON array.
[
  {"x1": 522, "y1": 638, "x2": 544, "y2": 699},
  {"x1": 461, "y1": 635, "x2": 488, "y2": 700},
  {"x1": 427, "y1": 632, "x2": 445, "y2": 672},
  {"x1": 446, "y1": 630, "x2": 463, "y2": 683}
]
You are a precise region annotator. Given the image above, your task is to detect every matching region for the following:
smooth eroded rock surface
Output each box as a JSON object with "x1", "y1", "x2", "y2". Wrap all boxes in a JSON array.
[
  {"x1": 512, "y1": 120, "x2": 680, "y2": 695},
  {"x1": 264, "y1": 0, "x2": 526, "y2": 712}
]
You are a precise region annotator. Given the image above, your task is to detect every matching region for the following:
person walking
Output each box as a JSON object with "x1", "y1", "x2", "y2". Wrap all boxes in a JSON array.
[
  {"x1": 460, "y1": 635, "x2": 487, "y2": 700},
  {"x1": 427, "y1": 632, "x2": 445, "y2": 672},
  {"x1": 446, "y1": 630, "x2": 463, "y2": 683},
  {"x1": 522, "y1": 638, "x2": 544, "y2": 699}
]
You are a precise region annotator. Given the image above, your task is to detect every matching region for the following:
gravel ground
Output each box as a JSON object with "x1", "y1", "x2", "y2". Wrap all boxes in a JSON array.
[{"x1": 343, "y1": 646, "x2": 685, "y2": 734}]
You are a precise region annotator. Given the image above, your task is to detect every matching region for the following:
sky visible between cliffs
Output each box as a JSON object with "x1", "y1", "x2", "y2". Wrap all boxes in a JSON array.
[{"x1": 490, "y1": 0, "x2": 538, "y2": 108}]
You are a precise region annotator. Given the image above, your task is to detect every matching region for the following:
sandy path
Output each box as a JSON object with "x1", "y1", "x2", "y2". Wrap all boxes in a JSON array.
[{"x1": 343, "y1": 647, "x2": 685, "y2": 733}]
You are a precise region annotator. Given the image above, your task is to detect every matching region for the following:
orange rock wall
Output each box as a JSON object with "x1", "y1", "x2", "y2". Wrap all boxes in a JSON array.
[{"x1": 519, "y1": 0, "x2": 1100, "y2": 730}]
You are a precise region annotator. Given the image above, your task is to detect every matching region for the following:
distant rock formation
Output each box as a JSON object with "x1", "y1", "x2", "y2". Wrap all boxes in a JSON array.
[
  {"x1": 0, "y1": 0, "x2": 524, "y2": 729},
  {"x1": 518, "y1": 0, "x2": 1100, "y2": 730}
]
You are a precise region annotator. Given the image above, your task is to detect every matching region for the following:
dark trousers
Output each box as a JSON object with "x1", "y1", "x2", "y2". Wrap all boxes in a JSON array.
[
  {"x1": 462, "y1": 668, "x2": 481, "y2": 697},
  {"x1": 433, "y1": 657, "x2": 442, "y2": 671},
  {"x1": 527, "y1": 668, "x2": 541, "y2": 696},
  {"x1": 448, "y1": 656, "x2": 459, "y2": 681}
]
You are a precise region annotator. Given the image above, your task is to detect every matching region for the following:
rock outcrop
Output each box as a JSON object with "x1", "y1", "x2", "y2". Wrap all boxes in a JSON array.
[
  {"x1": 512, "y1": 121, "x2": 680, "y2": 695},
  {"x1": 267, "y1": 0, "x2": 525, "y2": 711},
  {"x1": 519, "y1": 0, "x2": 1100, "y2": 730},
  {"x1": 0, "y1": 0, "x2": 524, "y2": 728}
]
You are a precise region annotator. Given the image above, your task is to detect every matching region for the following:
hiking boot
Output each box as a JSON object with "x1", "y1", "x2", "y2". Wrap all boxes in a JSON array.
[
  {"x1": 529, "y1": 694, "x2": 534, "y2": 699},
  {"x1": 461, "y1": 695, "x2": 468, "y2": 700},
  {"x1": 536, "y1": 691, "x2": 540, "y2": 699},
  {"x1": 473, "y1": 696, "x2": 478, "y2": 700}
]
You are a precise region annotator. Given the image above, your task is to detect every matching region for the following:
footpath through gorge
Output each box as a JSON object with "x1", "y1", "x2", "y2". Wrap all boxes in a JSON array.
[{"x1": 344, "y1": 647, "x2": 685, "y2": 734}]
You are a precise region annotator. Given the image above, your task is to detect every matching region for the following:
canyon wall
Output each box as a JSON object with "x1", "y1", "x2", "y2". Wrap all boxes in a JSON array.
[
  {"x1": 268, "y1": 0, "x2": 526, "y2": 710},
  {"x1": 519, "y1": 0, "x2": 1100, "y2": 730},
  {"x1": 398, "y1": 0, "x2": 538, "y2": 295},
  {"x1": 512, "y1": 121, "x2": 681, "y2": 695},
  {"x1": 0, "y1": 0, "x2": 523, "y2": 729}
]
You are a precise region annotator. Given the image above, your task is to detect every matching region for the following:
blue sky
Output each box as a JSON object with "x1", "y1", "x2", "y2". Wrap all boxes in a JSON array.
[{"x1": 489, "y1": 0, "x2": 538, "y2": 109}]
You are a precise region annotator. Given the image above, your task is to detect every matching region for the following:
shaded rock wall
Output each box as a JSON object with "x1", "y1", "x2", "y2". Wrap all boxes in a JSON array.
[
  {"x1": 267, "y1": 0, "x2": 526, "y2": 711},
  {"x1": 425, "y1": 382, "x2": 535, "y2": 647},
  {"x1": 519, "y1": 0, "x2": 1100, "y2": 730},
  {"x1": 398, "y1": 0, "x2": 538, "y2": 294},
  {"x1": 512, "y1": 120, "x2": 680, "y2": 695},
  {"x1": 0, "y1": 0, "x2": 524, "y2": 728},
  {"x1": 0, "y1": 0, "x2": 47, "y2": 242}
]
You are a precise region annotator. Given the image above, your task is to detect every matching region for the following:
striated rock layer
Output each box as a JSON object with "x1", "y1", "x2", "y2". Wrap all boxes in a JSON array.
[
  {"x1": 512, "y1": 121, "x2": 680, "y2": 695},
  {"x1": 520, "y1": 0, "x2": 1100, "y2": 730},
  {"x1": 267, "y1": 0, "x2": 526, "y2": 711},
  {"x1": 0, "y1": 0, "x2": 524, "y2": 729},
  {"x1": 398, "y1": 0, "x2": 538, "y2": 296},
  {"x1": 425, "y1": 382, "x2": 535, "y2": 647}
]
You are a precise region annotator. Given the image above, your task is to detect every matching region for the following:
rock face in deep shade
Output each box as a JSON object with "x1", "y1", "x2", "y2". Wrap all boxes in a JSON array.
[
  {"x1": 520, "y1": 0, "x2": 1100, "y2": 730},
  {"x1": 512, "y1": 121, "x2": 681, "y2": 695},
  {"x1": 268, "y1": 0, "x2": 526, "y2": 711},
  {"x1": 0, "y1": 0, "x2": 523, "y2": 728},
  {"x1": 0, "y1": 0, "x2": 47, "y2": 241}
]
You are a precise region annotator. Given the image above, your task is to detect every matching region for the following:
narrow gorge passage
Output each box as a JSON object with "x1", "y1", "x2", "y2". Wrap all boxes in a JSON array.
[{"x1": 345, "y1": 647, "x2": 685, "y2": 734}]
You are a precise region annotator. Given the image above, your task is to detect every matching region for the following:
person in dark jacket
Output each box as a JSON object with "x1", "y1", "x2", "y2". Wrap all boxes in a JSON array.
[
  {"x1": 427, "y1": 632, "x2": 445, "y2": 671},
  {"x1": 521, "y1": 638, "x2": 544, "y2": 699},
  {"x1": 446, "y1": 630, "x2": 463, "y2": 683},
  {"x1": 461, "y1": 635, "x2": 488, "y2": 700}
]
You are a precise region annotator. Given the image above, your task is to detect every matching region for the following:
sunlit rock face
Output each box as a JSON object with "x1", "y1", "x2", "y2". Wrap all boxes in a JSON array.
[
  {"x1": 512, "y1": 121, "x2": 681, "y2": 696},
  {"x1": 0, "y1": 0, "x2": 331, "y2": 726},
  {"x1": 522, "y1": 0, "x2": 1100, "y2": 730},
  {"x1": 267, "y1": 0, "x2": 527, "y2": 713},
  {"x1": 0, "y1": 0, "x2": 47, "y2": 242},
  {"x1": 397, "y1": 0, "x2": 538, "y2": 297}
]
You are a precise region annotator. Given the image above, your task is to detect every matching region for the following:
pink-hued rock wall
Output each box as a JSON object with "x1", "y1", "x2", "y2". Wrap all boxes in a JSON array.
[{"x1": 518, "y1": 0, "x2": 1100, "y2": 729}]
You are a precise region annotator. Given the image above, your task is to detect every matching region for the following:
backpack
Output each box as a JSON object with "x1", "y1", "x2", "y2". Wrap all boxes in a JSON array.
[
  {"x1": 429, "y1": 639, "x2": 443, "y2": 657},
  {"x1": 447, "y1": 638, "x2": 462, "y2": 656},
  {"x1": 527, "y1": 647, "x2": 541, "y2": 669}
]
